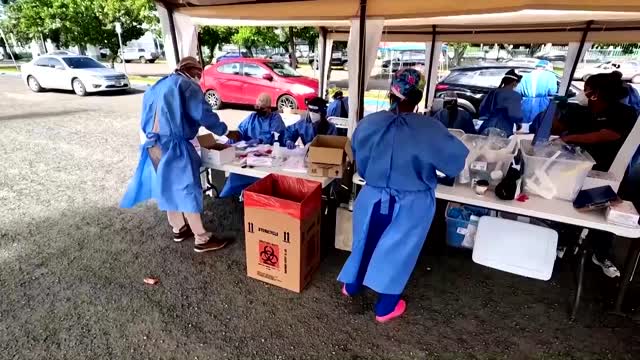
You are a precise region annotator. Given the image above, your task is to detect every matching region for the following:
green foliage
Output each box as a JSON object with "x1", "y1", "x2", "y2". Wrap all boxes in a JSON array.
[
  {"x1": 231, "y1": 26, "x2": 279, "y2": 56},
  {"x1": 594, "y1": 43, "x2": 640, "y2": 55},
  {"x1": 200, "y1": 25, "x2": 237, "y2": 61},
  {"x1": 2, "y1": 0, "x2": 156, "y2": 60}
]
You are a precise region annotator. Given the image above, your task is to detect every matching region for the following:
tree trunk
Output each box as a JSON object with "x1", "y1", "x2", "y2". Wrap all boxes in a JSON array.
[{"x1": 288, "y1": 27, "x2": 297, "y2": 69}]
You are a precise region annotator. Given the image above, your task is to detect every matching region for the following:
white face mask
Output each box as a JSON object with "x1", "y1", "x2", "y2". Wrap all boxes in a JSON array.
[
  {"x1": 576, "y1": 91, "x2": 589, "y2": 107},
  {"x1": 309, "y1": 112, "x2": 322, "y2": 123}
]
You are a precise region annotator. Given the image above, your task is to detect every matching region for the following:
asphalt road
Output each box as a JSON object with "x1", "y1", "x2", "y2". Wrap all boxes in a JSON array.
[{"x1": 0, "y1": 75, "x2": 638, "y2": 359}]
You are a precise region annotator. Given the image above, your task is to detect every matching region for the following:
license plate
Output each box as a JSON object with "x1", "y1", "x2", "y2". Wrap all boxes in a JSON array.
[{"x1": 115, "y1": 81, "x2": 123, "y2": 86}]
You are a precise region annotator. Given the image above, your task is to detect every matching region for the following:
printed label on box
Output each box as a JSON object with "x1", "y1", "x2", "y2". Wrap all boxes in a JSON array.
[{"x1": 259, "y1": 241, "x2": 280, "y2": 269}]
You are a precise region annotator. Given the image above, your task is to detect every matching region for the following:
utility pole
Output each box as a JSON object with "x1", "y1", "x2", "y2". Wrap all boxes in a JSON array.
[{"x1": 115, "y1": 22, "x2": 127, "y2": 75}]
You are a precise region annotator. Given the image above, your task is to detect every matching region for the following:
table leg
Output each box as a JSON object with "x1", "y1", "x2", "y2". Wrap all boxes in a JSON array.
[
  {"x1": 571, "y1": 246, "x2": 588, "y2": 320},
  {"x1": 613, "y1": 237, "x2": 640, "y2": 314}
]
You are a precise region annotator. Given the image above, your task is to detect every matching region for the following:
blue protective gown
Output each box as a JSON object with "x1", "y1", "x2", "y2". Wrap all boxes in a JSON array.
[
  {"x1": 517, "y1": 70, "x2": 558, "y2": 124},
  {"x1": 237, "y1": 112, "x2": 286, "y2": 145},
  {"x1": 337, "y1": 111, "x2": 469, "y2": 295},
  {"x1": 220, "y1": 111, "x2": 287, "y2": 198},
  {"x1": 120, "y1": 74, "x2": 228, "y2": 213},
  {"x1": 478, "y1": 88, "x2": 523, "y2": 137},
  {"x1": 284, "y1": 117, "x2": 338, "y2": 145},
  {"x1": 327, "y1": 96, "x2": 349, "y2": 118},
  {"x1": 433, "y1": 108, "x2": 477, "y2": 134},
  {"x1": 623, "y1": 85, "x2": 640, "y2": 115}
]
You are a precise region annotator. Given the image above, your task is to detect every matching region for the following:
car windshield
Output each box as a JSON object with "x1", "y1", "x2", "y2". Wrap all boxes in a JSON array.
[
  {"x1": 265, "y1": 62, "x2": 301, "y2": 77},
  {"x1": 63, "y1": 57, "x2": 105, "y2": 69}
]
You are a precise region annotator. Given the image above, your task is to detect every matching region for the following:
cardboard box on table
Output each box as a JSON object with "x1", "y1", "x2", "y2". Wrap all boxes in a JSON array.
[
  {"x1": 197, "y1": 134, "x2": 235, "y2": 166},
  {"x1": 243, "y1": 174, "x2": 322, "y2": 292},
  {"x1": 307, "y1": 135, "x2": 353, "y2": 178}
]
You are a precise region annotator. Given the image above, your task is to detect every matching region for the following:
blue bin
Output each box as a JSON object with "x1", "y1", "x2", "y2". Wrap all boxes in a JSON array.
[{"x1": 445, "y1": 203, "x2": 490, "y2": 248}]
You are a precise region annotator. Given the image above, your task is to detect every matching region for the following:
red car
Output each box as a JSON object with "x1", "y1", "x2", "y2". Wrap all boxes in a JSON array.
[{"x1": 200, "y1": 58, "x2": 318, "y2": 110}]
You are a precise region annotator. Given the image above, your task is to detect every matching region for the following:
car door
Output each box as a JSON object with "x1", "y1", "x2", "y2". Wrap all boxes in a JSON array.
[
  {"x1": 47, "y1": 58, "x2": 71, "y2": 90},
  {"x1": 215, "y1": 62, "x2": 245, "y2": 104},
  {"x1": 30, "y1": 57, "x2": 51, "y2": 87},
  {"x1": 241, "y1": 63, "x2": 275, "y2": 104}
]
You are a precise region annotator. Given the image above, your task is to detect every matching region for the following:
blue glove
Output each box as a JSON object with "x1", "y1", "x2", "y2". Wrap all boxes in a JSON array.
[
  {"x1": 246, "y1": 139, "x2": 260, "y2": 147},
  {"x1": 227, "y1": 139, "x2": 235, "y2": 145},
  {"x1": 286, "y1": 140, "x2": 296, "y2": 150}
]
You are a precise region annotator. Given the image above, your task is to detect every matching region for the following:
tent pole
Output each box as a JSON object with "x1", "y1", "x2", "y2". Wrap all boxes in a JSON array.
[
  {"x1": 356, "y1": 0, "x2": 367, "y2": 122},
  {"x1": 564, "y1": 20, "x2": 593, "y2": 96},
  {"x1": 318, "y1": 27, "x2": 328, "y2": 98},
  {"x1": 424, "y1": 25, "x2": 437, "y2": 111},
  {"x1": 166, "y1": 4, "x2": 181, "y2": 64}
]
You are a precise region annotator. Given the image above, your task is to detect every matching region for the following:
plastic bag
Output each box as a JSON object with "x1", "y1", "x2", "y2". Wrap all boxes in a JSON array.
[{"x1": 244, "y1": 174, "x2": 322, "y2": 220}]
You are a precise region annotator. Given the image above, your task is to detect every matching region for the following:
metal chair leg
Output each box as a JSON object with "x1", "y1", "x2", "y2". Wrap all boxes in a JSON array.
[{"x1": 571, "y1": 247, "x2": 588, "y2": 320}]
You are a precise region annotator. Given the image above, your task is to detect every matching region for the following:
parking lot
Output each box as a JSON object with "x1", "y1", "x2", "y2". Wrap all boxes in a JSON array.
[{"x1": 0, "y1": 75, "x2": 638, "y2": 359}]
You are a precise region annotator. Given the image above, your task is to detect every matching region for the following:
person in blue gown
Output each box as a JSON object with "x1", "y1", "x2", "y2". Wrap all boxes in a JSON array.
[
  {"x1": 284, "y1": 97, "x2": 337, "y2": 148},
  {"x1": 337, "y1": 68, "x2": 469, "y2": 322},
  {"x1": 517, "y1": 60, "x2": 558, "y2": 125},
  {"x1": 611, "y1": 71, "x2": 640, "y2": 115},
  {"x1": 477, "y1": 69, "x2": 524, "y2": 137},
  {"x1": 432, "y1": 91, "x2": 476, "y2": 134},
  {"x1": 219, "y1": 93, "x2": 286, "y2": 198},
  {"x1": 327, "y1": 90, "x2": 349, "y2": 118},
  {"x1": 120, "y1": 57, "x2": 229, "y2": 253}
]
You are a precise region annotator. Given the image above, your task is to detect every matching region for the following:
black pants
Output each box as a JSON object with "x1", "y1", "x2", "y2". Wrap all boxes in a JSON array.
[{"x1": 589, "y1": 230, "x2": 613, "y2": 263}]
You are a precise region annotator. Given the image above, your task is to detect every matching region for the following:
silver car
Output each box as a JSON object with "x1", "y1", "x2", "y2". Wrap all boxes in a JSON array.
[
  {"x1": 22, "y1": 55, "x2": 130, "y2": 96},
  {"x1": 573, "y1": 60, "x2": 640, "y2": 83}
]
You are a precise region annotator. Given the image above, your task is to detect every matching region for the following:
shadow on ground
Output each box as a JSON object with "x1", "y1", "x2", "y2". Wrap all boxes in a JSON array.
[{"x1": 1, "y1": 196, "x2": 637, "y2": 359}]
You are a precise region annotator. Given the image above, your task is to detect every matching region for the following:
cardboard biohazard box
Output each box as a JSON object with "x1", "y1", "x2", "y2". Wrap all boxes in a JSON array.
[
  {"x1": 243, "y1": 174, "x2": 322, "y2": 292},
  {"x1": 307, "y1": 135, "x2": 353, "y2": 178},
  {"x1": 197, "y1": 134, "x2": 235, "y2": 167}
]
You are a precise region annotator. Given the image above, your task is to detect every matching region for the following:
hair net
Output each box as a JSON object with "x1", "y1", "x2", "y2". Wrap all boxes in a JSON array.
[
  {"x1": 255, "y1": 93, "x2": 272, "y2": 108},
  {"x1": 390, "y1": 68, "x2": 422, "y2": 100},
  {"x1": 535, "y1": 60, "x2": 550, "y2": 68}
]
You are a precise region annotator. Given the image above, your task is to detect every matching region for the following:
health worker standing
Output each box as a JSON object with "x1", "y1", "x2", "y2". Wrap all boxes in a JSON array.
[
  {"x1": 517, "y1": 60, "x2": 558, "y2": 125},
  {"x1": 337, "y1": 68, "x2": 469, "y2": 322},
  {"x1": 120, "y1": 57, "x2": 230, "y2": 253}
]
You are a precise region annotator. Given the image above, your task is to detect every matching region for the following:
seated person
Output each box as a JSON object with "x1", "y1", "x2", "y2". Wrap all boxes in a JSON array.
[
  {"x1": 477, "y1": 69, "x2": 524, "y2": 137},
  {"x1": 327, "y1": 90, "x2": 349, "y2": 118},
  {"x1": 284, "y1": 97, "x2": 337, "y2": 148},
  {"x1": 613, "y1": 71, "x2": 640, "y2": 115},
  {"x1": 551, "y1": 72, "x2": 637, "y2": 278},
  {"x1": 220, "y1": 93, "x2": 286, "y2": 198},
  {"x1": 432, "y1": 92, "x2": 476, "y2": 134}
]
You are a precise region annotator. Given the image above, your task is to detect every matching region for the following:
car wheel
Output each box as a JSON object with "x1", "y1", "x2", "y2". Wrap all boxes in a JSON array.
[
  {"x1": 632, "y1": 75, "x2": 640, "y2": 84},
  {"x1": 115, "y1": 56, "x2": 123, "y2": 63},
  {"x1": 204, "y1": 90, "x2": 222, "y2": 110},
  {"x1": 27, "y1": 75, "x2": 43, "y2": 92},
  {"x1": 72, "y1": 78, "x2": 87, "y2": 96},
  {"x1": 139, "y1": 56, "x2": 147, "y2": 64},
  {"x1": 277, "y1": 95, "x2": 298, "y2": 110}
]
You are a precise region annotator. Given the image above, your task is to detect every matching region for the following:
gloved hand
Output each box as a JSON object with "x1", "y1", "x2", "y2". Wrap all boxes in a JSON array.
[
  {"x1": 286, "y1": 141, "x2": 296, "y2": 150},
  {"x1": 246, "y1": 139, "x2": 260, "y2": 147}
]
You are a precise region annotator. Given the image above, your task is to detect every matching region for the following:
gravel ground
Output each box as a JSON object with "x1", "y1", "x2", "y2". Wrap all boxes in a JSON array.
[{"x1": 0, "y1": 75, "x2": 638, "y2": 359}]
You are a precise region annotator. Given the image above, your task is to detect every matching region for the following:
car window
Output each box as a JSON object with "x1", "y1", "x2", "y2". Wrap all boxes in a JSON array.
[
  {"x1": 445, "y1": 69, "x2": 513, "y2": 88},
  {"x1": 48, "y1": 58, "x2": 64, "y2": 69},
  {"x1": 62, "y1": 57, "x2": 105, "y2": 69},
  {"x1": 218, "y1": 62, "x2": 241, "y2": 75},
  {"x1": 243, "y1": 63, "x2": 267, "y2": 77},
  {"x1": 34, "y1": 57, "x2": 50, "y2": 67},
  {"x1": 265, "y1": 62, "x2": 301, "y2": 77}
]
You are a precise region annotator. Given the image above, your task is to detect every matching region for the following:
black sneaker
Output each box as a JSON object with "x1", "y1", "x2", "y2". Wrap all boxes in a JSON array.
[
  {"x1": 173, "y1": 225, "x2": 194, "y2": 243},
  {"x1": 194, "y1": 235, "x2": 229, "y2": 253}
]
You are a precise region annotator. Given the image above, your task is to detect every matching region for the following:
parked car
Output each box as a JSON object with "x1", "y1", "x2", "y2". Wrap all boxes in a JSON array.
[
  {"x1": 200, "y1": 58, "x2": 318, "y2": 110},
  {"x1": 215, "y1": 51, "x2": 250, "y2": 63},
  {"x1": 22, "y1": 55, "x2": 130, "y2": 96},
  {"x1": 310, "y1": 51, "x2": 348, "y2": 69},
  {"x1": 573, "y1": 60, "x2": 640, "y2": 83},
  {"x1": 434, "y1": 65, "x2": 578, "y2": 117},
  {"x1": 118, "y1": 48, "x2": 159, "y2": 64},
  {"x1": 269, "y1": 52, "x2": 291, "y2": 64},
  {"x1": 382, "y1": 51, "x2": 426, "y2": 73}
]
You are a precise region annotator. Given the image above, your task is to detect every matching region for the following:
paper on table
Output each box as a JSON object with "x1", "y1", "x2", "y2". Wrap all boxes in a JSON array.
[
  {"x1": 247, "y1": 155, "x2": 273, "y2": 167},
  {"x1": 281, "y1": 156, "x2": 308, "y2": 173}
]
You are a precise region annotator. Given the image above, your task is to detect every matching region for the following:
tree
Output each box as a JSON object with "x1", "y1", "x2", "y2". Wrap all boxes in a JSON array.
[
  {"x1": 199, "y1": 25, "x2": 237, "y2": 62},
  {"x1": 231, "y1": 26, "x2": 279, "y2": 57},
  {"x1": 449, "y1": 42, "x2": 469, "y2": 67}
]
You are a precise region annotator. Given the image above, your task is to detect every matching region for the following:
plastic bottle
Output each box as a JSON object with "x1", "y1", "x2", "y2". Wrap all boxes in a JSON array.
[
  {"x1": 272, "y1": 132, "x2": 282, "y2": 159},
  {"x1": 462, "y1": 215, "x2": 480, "y2": 248}
]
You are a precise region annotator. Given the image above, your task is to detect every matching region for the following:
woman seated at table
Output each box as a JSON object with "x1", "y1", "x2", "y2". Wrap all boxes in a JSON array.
[
  {"x1": 477, "y1": 69, "x2": 524, "y2": 137},
  {"x1": 220, "y1": 93, "x2": 286, "y2": 198},
  {"x1": 337, "y1": 68, "x2": 468, "y2": 322},
  {"x1": 432, "y1": 91, "x2": 476, "y2": 134},
  {"x1": 284, "y1": 97, "x2": 337, "y2": 148},
  {"x1": 551, "y1": 72, "x2": 637, "y2": 277}
]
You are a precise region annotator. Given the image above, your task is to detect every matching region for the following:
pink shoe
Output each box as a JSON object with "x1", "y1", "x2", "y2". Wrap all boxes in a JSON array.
[
  {"x1": 341, "y1": 284, "x2": 350, "y2": 297},
  {"x1": 375, "y1": 299, "x2": 406, "y2": 323}
]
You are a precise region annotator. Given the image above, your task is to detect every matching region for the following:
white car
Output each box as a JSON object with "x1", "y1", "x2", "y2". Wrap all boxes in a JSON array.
[
  {"x1": 22, "y1": 55, "x2": 130, "y2": 96},
  {"x1": 121, "y1": 48, "x2": 159, "y2": 63},
  {"x1": 573, "y1": 61, "x2": 640, "y2": 83}
]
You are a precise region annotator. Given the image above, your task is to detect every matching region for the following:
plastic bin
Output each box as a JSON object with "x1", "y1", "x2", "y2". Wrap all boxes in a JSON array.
[
  {"x1": 458, "y1": 134, "x2": 517, "y2": 186},
  {"x1": 520, "y1": 140, "x2": 595, "y2": 201},
  {"x1": 449, "y1": 129, "x2": 465, "y2": 139},
  {"x1": 445, "y1": 202, "x2": 491, "y2": 248}
]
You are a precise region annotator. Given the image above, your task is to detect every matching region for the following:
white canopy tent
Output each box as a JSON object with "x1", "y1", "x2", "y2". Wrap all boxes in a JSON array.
[{"x1": 155, "y1": 0, "x2": 640, "y2": 135}]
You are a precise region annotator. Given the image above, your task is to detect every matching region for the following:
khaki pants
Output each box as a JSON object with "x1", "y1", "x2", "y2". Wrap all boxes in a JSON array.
[{"x1": 167, "y1": 212, "x2": 210, "y2": 244}]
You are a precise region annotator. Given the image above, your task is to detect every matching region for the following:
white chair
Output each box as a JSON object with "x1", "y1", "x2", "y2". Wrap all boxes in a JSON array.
[
  {"x1": 327, "y1": 116, "x2": 349, "y2": 129},
  {"x1": 472, "y1": 216, "x2": 558, "y2": 281}
]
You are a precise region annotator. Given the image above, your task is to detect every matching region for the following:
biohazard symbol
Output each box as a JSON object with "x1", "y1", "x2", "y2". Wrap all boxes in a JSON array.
[{"x1": 259, "y1": 241, "x2": 279, "y2": 268}]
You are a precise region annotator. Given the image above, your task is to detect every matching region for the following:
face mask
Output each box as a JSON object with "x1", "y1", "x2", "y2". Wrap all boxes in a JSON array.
[
  {"x1": 309, "y1": 112, "x2": 321, "y2": 123},
  {"x1": 256, "y1": 109, "x2": 268, "y2": 117},
  {"x1": 576, "y1": 91, "x2": 589, "y2": 107}
]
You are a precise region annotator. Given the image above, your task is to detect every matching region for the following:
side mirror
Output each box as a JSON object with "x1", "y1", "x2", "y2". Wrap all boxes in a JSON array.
[{"x1": 262, "y1": 73, "x2": 273, "y2": 81}]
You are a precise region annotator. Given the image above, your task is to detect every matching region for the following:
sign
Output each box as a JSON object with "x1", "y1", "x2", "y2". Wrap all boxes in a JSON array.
[{"x1": 115, "y1": 22, "x2": 122, "y2": 34}]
